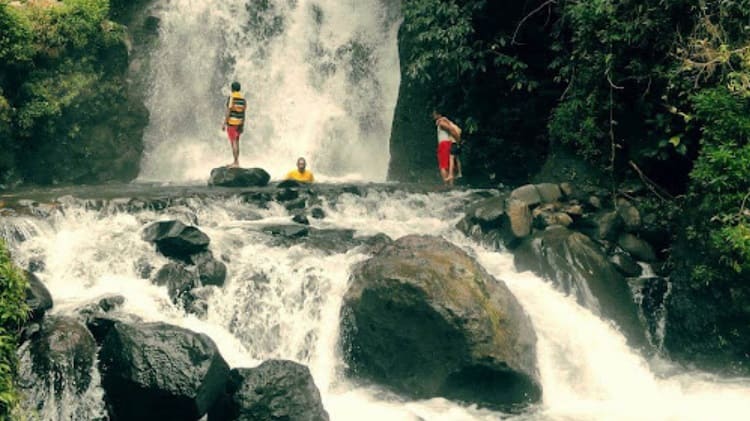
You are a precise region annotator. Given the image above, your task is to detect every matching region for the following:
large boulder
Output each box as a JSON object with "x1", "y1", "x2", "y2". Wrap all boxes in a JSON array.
[
  {"x1": 209, "y1": 360, "x2": 328, "y2": 421},
  {"x1": 20, "y1": 316, "x2": 97, "y2": 395},
  {"x1": 340, "y1": 235, "x2": 540, "y2": 408},
  {"x1": 514, "y1": 226, "x2": 648, "y2": 348},
  {"x1": 99, "y1": 321, "x2": 230, "y2": 421},
  {"x1": 209, "y1": 167, "x2": 270, "y2": 187},
  {"x1": 25, "y1": 271, "x2": 53, "y2": 322},
  {"x1": 142, "y1": 220, "x2": 210, "y2": 262}
]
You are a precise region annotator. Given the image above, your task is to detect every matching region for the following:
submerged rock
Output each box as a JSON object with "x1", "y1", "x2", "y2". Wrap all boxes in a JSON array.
[
  {"x1": 341, "y1": 234, "x2": 541, "y2": 409},
  {"x1": 191, "y1": 250, "x2": 227, "y2": 287},
  {"x1": 99, "y1": 321, "x2": 230, "y2": 421},
  {"x1": 209, "y1": 167, "x2": 270, "y2": 187},
  {"x1": 210, "y1": 360, "x2": 328, "y2": 421},
  {"x1": 152, "y1": 262, "x2": 200, "y2": 305}
]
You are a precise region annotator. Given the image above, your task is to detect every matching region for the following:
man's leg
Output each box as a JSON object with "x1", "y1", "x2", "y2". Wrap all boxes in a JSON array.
[
  {"x1": 231, "y1": 137, "x2": 240, "y2": 167},
  {"x1": 456, "y1": 156, "x2": 463, "y2": 178}
]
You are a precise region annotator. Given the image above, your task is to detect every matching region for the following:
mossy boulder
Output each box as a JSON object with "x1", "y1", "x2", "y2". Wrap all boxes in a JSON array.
[{"x1": 340, "y1": 234, "x2": 541, "y2": 409}]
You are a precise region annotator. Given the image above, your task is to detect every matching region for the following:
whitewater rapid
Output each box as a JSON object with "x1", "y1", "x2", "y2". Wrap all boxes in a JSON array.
[
  {"x1": 4, "y1": 188, "x2": 750, "y2": 420},
  {"x1": 137, "y1": 0, "x2": 401, "y2": 183}
]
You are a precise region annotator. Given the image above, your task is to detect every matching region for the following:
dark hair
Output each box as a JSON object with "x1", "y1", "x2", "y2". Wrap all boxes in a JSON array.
[{"x1": 231, "y1": 81, "x2": 241, "y2": 91}]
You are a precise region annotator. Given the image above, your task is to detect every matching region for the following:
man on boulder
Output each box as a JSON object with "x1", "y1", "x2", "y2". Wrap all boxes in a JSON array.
[{"x1": 221, "y1": 81, "x2": 247, "y2": 168}]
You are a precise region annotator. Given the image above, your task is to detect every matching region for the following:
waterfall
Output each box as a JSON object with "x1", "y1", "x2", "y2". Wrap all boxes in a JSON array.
[
  {"x1": 4, "y1": 187, "x2": 750, "y2": 420},
  {"x1": 137, "y1": 0, "x2": 401, "y2": 183}
]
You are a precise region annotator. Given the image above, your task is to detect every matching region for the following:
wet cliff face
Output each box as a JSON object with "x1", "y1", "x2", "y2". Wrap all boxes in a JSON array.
[{"x1": 386, "y1": 1, "x2": 561, "y2": 186}]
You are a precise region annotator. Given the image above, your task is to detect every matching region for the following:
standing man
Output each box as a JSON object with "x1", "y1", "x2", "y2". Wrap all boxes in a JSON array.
[
  {"x1": 221, "y1": 81, "x2": 246, "y2": 168},
  {"x1": 286, "y1": 157, "x2": 315, "y2": 183},
  {"x1": 432, "y1": 111, "x2": 461, "y2": 185}
]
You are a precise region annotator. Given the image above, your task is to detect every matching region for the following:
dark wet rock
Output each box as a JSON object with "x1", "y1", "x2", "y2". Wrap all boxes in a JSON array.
[
  {"x1": 85, "y1": 313, "x2": 143, "y2": 344},
  {"x1": 277, "y1": 179, "x2": 303, "y2": 189},
  {"x1": 25, "y1": 271, "x2": 53, "y2": 323},
  {"x1": 310, "y1": 207, "x2": 326, "y2": 219},
  {"x1": 292, "y1": 213, "x2": 310, "y2": 225},
  {"x1": 74, "y1": 294, "x2": 126, "y2": 322},
  {"x1": 618, "y1": 233, "x2": 657, "y2": 262},
  {"x1": 514, "y1": 226, "x2": 648, "y2": 348},
  {"x1": 616, "y1": 198, "x2": 641, "y2": 232},
  {"x1": 341, "y1": 235, "x2": 541, "y2": 409},
  {"x1": 240, "y1": 191, "x2": 273, "y2": 206},
  {"x1": 276, "y1": 188, "x2": 299, "y2": 202},
  {"x1": 142, "y1": 220, "x2": 210, "y2": 262},
  {"x1": 209, "y1": 360, "x2": 329, "y2": 421},
  {"x1": 22, "y1": 316, "x2": 97, "y2": 395},
  {"x1": 99, "y1": 321, "x2": 230, "y2": 421},
  {"x1": 610, "y1": 252, "x2": 642, "y2": 277},
  {"x1": 595, "y1": 211, "x2": 622, "y2": 241},
  {"x1": 209, "y1": 167, "x2": 270, "y2": 187},
  {"x1": 284, "y1": 198, "x2": 307, "y2": 211},
  {"x1": 28, "y1": 256, "x2": 45, "y2": 273},
  {"x1": 456, "y1": 195, "x2": 525, "y2": 250},
  {"x1": 261, "y1": 224, "x2": 310, "y2": 239},
  {"x1": 342, "y1": 185, "x2": 365, "y2": 196},
  {"x1": 152, "y1": 262, "x2": 199, "y2": 305},
  {"x1": 134, "y1": 256, "x2": 154, "y2": 279},
  {"x1": 191, "y1": 251, "x2": 227, "y2": 287},
  {"x1": 358, "y1": 233, "x2": 393, "y2": 255}
]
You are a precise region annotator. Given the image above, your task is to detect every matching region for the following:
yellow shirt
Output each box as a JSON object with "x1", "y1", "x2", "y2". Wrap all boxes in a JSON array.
[{"x1": 286, "y1": 169, "x2": 314, "y2": 183}]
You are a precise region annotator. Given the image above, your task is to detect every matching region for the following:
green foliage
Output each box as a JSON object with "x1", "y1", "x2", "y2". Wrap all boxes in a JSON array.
[
  {"x1": 686, "y1": 86, "x2": 750, "y2": 279},
  {"x1": 0, "y1": 240, "x2": 29, "y2": 418},
  {"x1": 0, "y1": 0, "x2": 143, "y2": 187}
]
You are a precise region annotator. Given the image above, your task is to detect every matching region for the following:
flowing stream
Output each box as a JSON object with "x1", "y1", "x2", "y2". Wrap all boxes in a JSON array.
[
  {"x1": 138, "y1": 0, "x2": 401, "y2": 183},
  {"x1": 3, "y1": 187, "x2": 750, "y2": 420}
]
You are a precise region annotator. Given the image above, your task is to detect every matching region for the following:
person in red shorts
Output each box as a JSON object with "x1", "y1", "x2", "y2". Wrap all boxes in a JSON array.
[
  {"x1": 432, "y1": 111, "x2": 461, "y2": 185},
  {"x1": 221, "y1": 81, "x2": 247, "y2": 168}
]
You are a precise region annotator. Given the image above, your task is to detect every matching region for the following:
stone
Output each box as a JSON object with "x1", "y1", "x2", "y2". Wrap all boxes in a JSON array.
[
  {"x1": 506, "y1": 198, "x2": 532, "y2": 239},
  {"x1": 341, "y1": 235, "x2": 541, "y2": 408},
  {"x1": 191, "y1": 251, "x2": 227, "y2": 287},
  {"x1": 616, "y1": 198, "x2": 642, "y2": 231},
  {"x1": 209, "y1": 360, "x2": 329, "y2": 421},
  {"x1": 610, "y1": 252, "x2": 642, "y2": 277},
  {"x1": 514, "y1": 227, "x2": 648, "y2": 348},
  {"x1": 535, "y1": 183, "x2": 563, "y2": 203},
  {"x1": 208, "y1": 167, "x2": 270, "y2": 187},
  {"x1": 292, "y1": 213, "x2": 310, "y2": 225},
  {"x1": 152, "y1": 262, "x2": 200, "y2": 305},
  {"x1": 277, "y1": 179, "x2": 303, "y2": 189},
  {"x1": 559, "y1": 182, "x2": 574, "y2": 197},
  {"x1": 618, "y1": 233, "x2": 657, "y2": 262},
  {"x1": 261, "y1": 224, "x2": 309, "y2": 239},
  {"x1": 276, "y1": 188, "x2": 299, "y2": 202},
  {"x1": 25, "y1": 271, "x2": 53, "y2": 323},
  {"x1": 595, "y1": 211, "x2": 622, "y2": 241},
  {"x1": 22, "y1": 316, "x2": 97, "y2": 395},
  {"x1": 142, "y1": 220, "x2": 210, "y2": 262},
  {"x1": 310, "y1": 207, "x2": 326, "y2": 219},
  {"x1": 99, "y1": 321, "x2": 230, "y2": 421},
  {"x1": 510, "y1": 184, "x2": 542, "y2": 207}
]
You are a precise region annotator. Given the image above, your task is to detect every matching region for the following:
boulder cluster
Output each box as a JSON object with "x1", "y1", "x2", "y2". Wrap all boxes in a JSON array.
[{"x1": 457, "y1": 182, "x2": 668, "y2": 348}]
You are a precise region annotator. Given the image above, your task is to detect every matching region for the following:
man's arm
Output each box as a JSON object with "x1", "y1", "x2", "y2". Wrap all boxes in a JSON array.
[{"x1": 222, "y1": 97, "x2": 231, "y2": 130}]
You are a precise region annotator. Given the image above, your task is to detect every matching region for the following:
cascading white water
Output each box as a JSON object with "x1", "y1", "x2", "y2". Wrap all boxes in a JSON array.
[
  {"x1": 5, "y1": 188, "x2": 750, "y2": 420},
  {"x1": 138, "y1": 0, "x2": 401, "y2": 183}
]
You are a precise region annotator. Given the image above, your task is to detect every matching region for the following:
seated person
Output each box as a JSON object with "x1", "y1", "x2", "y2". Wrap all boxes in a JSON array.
[{"x1": 286, "y1": 157, "x2": 315, "y2": 183}]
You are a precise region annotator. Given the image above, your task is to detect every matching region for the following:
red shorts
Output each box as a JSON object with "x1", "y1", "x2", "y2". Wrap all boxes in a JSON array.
[
  {"x1": 226, "y1": 125, "x2": 241, "y2": 142},
  {"x1": 437, "y1": 140, "x2": 452, "y2": 170}
]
